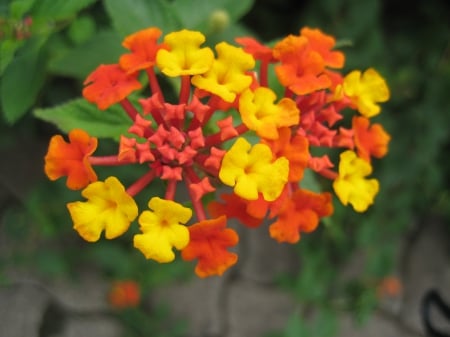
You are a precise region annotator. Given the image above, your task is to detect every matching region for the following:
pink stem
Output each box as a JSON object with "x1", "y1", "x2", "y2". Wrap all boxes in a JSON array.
[
  {"x1": 179, "y1": 75, "x2": 191, "y2": 105},
  {"x1": 89, "y1": 155, "x2": 132, "y2": 166},
  {"x1": 164, "y1": 179, "x2": 177, "y2": 200},
  {"x1": 147, "y1": 67, "x2": 164, "y2": 103},
  {"x1": 317, "y1": 168, "x2": 338, "y2": 180},
  {"x1": 120, "y1": 98, "x2": 139, "y2": 121},
  {"x1": 259, "y1": 60, "x2": 269, "y2": 87},
  {"x1": 126, "y1": 169, "x2": 156, "y2": 196}
]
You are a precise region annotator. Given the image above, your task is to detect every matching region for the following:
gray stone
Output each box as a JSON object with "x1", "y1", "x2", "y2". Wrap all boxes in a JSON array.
[
  {"x1": 150, "y1": 276, "x2": 228, "y2": 337},
  {"x1": 227, "y1": 279, "x2": 296, "y2": 337},
  {"x1": 399, "y1": 220, "x2": 450, "y2": 335},
  {"x1": 235, "y1": 222, "x2": 300, "y2": 284},
  {"x1": 56, "y1": 316, "x2": 122, "y2": 337},
  {"x1": 0, "y1": 283, "x2": 50, "y2": 337},
  {"x1": 48, "y1": 271, "x2": 112, "y2": 312},
  {"x1": 336, "y1": 312, "x2": 422, "y2": 337}
]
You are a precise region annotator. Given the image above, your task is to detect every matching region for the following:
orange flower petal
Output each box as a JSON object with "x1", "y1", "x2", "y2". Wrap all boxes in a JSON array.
[
  {"x1": 300, "y1": 27, "x2": 345, "y2": 68},
  {"x1": 208, "y1": 193, "x2": 264, "y2": 228},
  {"x1": 119, "y1": 27, "x2": 166, "y2": 73},
  {"x1": 353, "y1": 116, "x2": 391, "y2": 162},
  {"x1": 83, "y1": 64, "x2": 142, "y2": 110},
  {"x1": 269, "y1": 189, "x2": 333, "y2": 243},
  {"x1": 181, "y1": 216, "x2": 239, "y2": 277},
  {"x1": 44, "y1": 129, "x2": 98, "y2": 190}
]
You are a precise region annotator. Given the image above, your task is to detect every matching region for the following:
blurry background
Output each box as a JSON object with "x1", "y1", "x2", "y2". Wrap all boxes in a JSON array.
[{"x1": 0, "y1": 0, "x2": 449, "y2": 336}]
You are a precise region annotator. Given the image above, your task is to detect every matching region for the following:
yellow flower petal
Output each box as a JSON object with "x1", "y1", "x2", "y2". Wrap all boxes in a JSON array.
[
  {"x1": 332, "y1": 151, "x2": 379, "y2": 212},
  {"x1": 67, "y1": 177, "x2": 138, "y2": 242},
  {"x1": 156, "y1": 29, "x2": 214, "y2": 77},
  {"x1": 219, "y1": 138, "x2": 289, "y2": 201},
  {"x1": 239, "y1": 87, "x2": 300, "y2": 140},
  {"x1": 343, "y1": 68, "x2": 390, "y2": 118},
  {"x1": 192, "y1": 42, "x2": 255, "y2": 102},
  {"x1": 133, "y1": 197, "x2": 191, "y2": 263}
]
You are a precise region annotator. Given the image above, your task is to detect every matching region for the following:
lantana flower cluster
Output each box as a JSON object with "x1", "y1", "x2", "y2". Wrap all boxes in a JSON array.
[{"x1": 44, "y1": 27, "x2": 390, "y2": 278}]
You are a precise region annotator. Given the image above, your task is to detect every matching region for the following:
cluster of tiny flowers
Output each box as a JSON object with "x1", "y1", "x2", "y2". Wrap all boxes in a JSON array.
[{"x1": 44, "y1": 27, "x2": 390, "y2": 278}]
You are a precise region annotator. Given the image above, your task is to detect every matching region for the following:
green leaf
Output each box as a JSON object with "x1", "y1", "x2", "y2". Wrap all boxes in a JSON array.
[
  {"x1": 171, "y1": 0, "x2": 254, "y2": 31},
  {"x1": 48, "y1": 29, "x2": 124, "y2": 79},
  {"x1": 284, "y1": 311, "x2": 308, "y2": 337},
  {"x1": 0, "y1": 37, "x2": 47, "y2": 124},
  {"x1": 103, "y1": 0, "x2": 182, "y2": 36},
  {"x1": 0, "y1": 39, "x2": 24, "y2": 75},
  {"x1": 30, "y1": 0, "x2": 97, "y2": 20},
  {"x1": 9, "y1": 0, "x2": 36, "y2": 19},
  {"x1": 67, "y1": 14, "x2": 96, "y2": 45},
  {"x1": 33, "y1": 98, "x2": 132, "y2": 139}
]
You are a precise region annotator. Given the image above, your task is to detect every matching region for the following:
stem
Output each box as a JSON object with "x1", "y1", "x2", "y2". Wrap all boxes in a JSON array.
[
  {"x1": 146, "y1": 67, "x2": 164, "y2": 103},
  {"x1": 179, "y1": 75, "x2": 191, "y2": 105},
  {"x1": 126, "y1": 169, "x2": 155, "y2": 197},
  {"x1": 317, "y1": 168, "x2": 338, "y2": 180},
  {"x1": 120, "y1": 98, "x2": 139, "y2": 121},
  {"x1": 165, "y1": 179, "x2": 177, "y2": 200},
  {"x1": 89, "y1": 155, "x2": 131, "y2": 166},
  {"x1": 259, "y1": 60, "x2": 269, "y2": 87},
  {"x1": 284, "y1": 87, "x2": 294, "y2": 99}
]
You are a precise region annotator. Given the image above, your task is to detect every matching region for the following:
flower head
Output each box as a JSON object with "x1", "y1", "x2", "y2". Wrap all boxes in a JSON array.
[
  {"x1": 219, "y1": 137, "x2": 289, "y2": 201},
  {"x1": 83, "y1": 64, "x2": 142, "y2": 110},
  {"x1": 343, "y1": 68, "x2": 390, "y2": 118},
  {"x1": 181, "y1": 216, "x2": 238, "y2": 278},
  {"x1": 133, "y1": 197, "x2": 191, "y2": 263},
  {"x1": 192, "y1": 42, "x2": 255, "y2": 102},
  {"x1": 44, "y1": 129, "x2": 98, "y2": 190},
  {"x1": 156, "y1": 29, "x2": 214, "y2": 77},
  {"x1": 333, "y1": 150, "x2": 379, "y2": 212},
  {"x1": 67, "y1": 177, "x2": 138, "y2": 242}
]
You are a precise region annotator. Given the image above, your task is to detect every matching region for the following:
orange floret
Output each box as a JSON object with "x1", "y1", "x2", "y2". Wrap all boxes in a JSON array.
[
  {"x1": 44, "y1": 129, "x2": 98, "y2": 190},
  {"x1": 83, "y1": 64, "x2": 142, "y2": 110},
  {"x1": 263, "y1": 127, "x2": 310, "y2": 182},
  {"x1": 353, "y1": 116, "x2": 391, "y2": 162},
  {"x1": 119, "y1": 27, "x2": 167, "y2": 73},
  {"x1": 181, "y1": 216, "x2": 239, "y2": 277},
  {"x1": 269, "y1": 189, "x2": 333, "y2": 243},
  {"x1": 207, "y1": 193, "x2": 264, "y2": 228}
]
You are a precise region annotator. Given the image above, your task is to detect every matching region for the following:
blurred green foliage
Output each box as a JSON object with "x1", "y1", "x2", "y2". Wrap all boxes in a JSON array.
[{"x1": 1, "y1": 0, "x2": 449, "y2": 336}]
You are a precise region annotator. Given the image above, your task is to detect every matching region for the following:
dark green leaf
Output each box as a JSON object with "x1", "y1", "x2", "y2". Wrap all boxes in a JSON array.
[
  {"x1": 67, "y1": 14, "x2": 96, "y2": 45},
  {"x1": 103, "y1": 0, "x2": 182, "y2": 36},
  {"x1": 30, "y1": 0, "x2": 97, "y2": 20},
  {"x1": 48, "y1": 29, "x2": 124, "y2": 79},
  {"x1": 33, "y1": 98, "x2": 132, "y2": 139},
  {"x1": 9, "y1": 0, "x2": 36, "y2": 19},
  {"x1": 0, "y1": 39, "x2": 24, "y2": 75},
  {"x1": 0, "y1": 37, "x2": 47, "y2": 124}
]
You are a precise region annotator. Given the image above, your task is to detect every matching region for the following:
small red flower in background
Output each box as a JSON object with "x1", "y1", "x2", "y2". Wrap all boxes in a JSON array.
[
  {"x1": 108, "y1": 280, "x2": 141, "y2": 309},
  {"x1": 377, "y1": 276, "x2": 403, "y2": 299}
]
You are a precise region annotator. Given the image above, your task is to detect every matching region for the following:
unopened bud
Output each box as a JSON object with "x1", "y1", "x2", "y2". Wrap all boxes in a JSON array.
[{"x1": 208, "y1": 9, "x2": 230, "y2": 34}]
